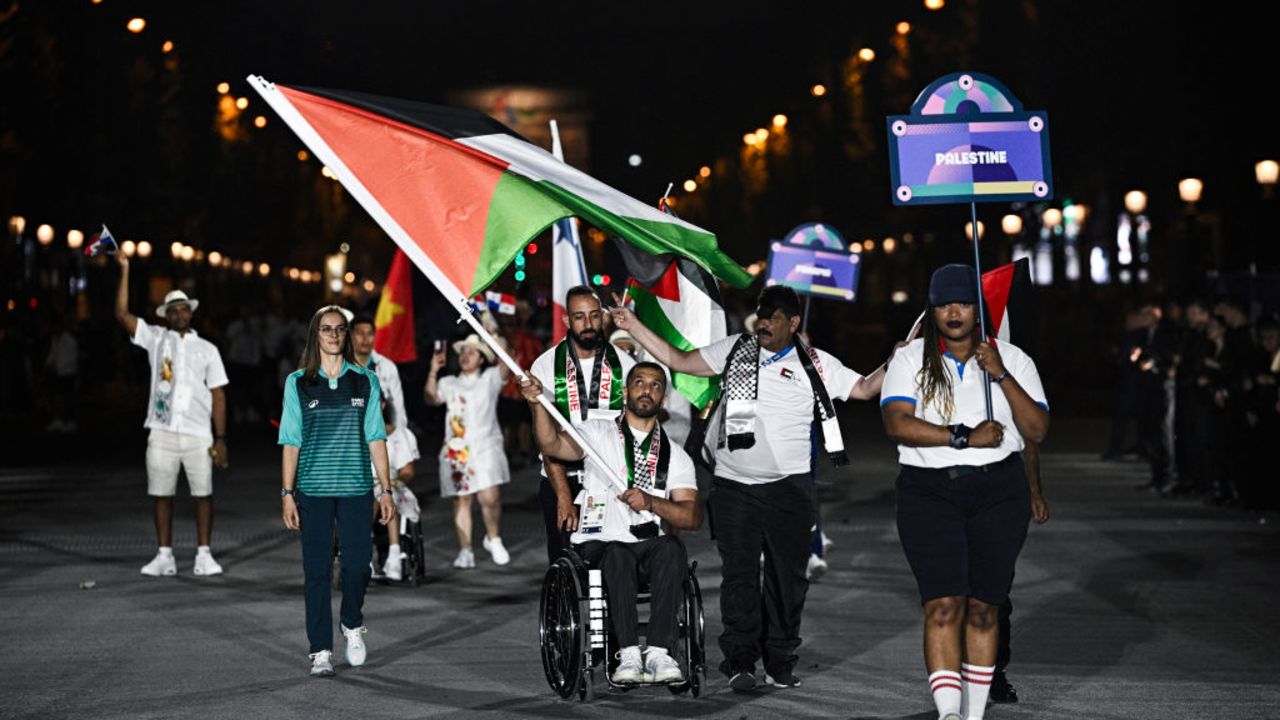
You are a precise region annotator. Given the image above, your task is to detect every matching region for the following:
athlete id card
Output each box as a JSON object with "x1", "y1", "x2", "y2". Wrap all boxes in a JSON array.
[{"x1": 579, "y1": 494, "x2": 608, "y2": 534}]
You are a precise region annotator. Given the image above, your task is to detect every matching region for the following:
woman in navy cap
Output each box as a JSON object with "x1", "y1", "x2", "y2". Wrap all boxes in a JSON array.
[{"x1": 880, "y1": 264, "x2": 1049, "y2": 720}]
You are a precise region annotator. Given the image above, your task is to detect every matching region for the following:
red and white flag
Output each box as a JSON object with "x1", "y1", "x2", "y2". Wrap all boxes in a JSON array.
[{"x1": 549, "y1": 120, "x2": 590, "y2": 343}]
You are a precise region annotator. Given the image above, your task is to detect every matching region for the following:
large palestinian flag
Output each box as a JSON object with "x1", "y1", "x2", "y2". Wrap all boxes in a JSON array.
[{"x1": 247, "y1": 76, "x2": 751, "y2": 315}]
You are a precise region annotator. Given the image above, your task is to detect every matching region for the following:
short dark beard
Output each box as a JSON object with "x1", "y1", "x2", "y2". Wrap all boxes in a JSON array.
[
  {"x1": 571, "y1": 328, "x2": 600, "y2": 350},
  {"x1": 627, "y1": 397, "x2": 660, "y2": 418}
]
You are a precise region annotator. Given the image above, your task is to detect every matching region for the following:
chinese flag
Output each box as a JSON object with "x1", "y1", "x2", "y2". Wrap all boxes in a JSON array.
[{"x1": 374, "y1": 249, "x2": 417, "y2": 362}]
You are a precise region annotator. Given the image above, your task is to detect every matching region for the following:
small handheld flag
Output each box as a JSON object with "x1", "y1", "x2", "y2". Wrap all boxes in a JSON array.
[{"x1": 86, "y1": 224, "x2": 118, "y2": 257}]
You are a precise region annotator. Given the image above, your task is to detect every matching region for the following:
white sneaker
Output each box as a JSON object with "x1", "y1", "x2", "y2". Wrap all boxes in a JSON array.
[
  {"x1": 645, "y1": 647, "x2": 684, "y2": 683},
  {"x1": 140, "y1": 551, "x2": 176, "y2": 577},
  {"x1": 821, "y1": 531, "x2": 833, "y2": 553},
  {"x1": 453, "y1": 548, "x2": 475, "y2": 569},
  {"x1": 382, "y1": 550, "x2": 403, "y2": 581},
  {"x1": 482, "y1": 536, "x2": 510, "y2": 565},
  {"x1": 341, "y1": 625, "x2": 367, "y2": 667},
  {"x1": 806, "y1": 554, "x2": 827, "y2": 580},
  {"x1": 309, "y1": 650, "x2": 335, "y2": 677},
  {"x1": 612, "y1": 645, "x2": 644, "y2": 683},
  {"x1": 193, "y1": 551, "x2": 223, "y2": 576}
]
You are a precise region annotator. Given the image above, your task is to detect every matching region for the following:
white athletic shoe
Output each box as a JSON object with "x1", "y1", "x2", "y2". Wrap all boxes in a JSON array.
[
  {"x1": 645, "y1": 647, "x2": 684, "y2": 683},
  {"x1": 821, "y1": 531, "x2": 834, "y2": 553},
  {"x1": 453, "y1": 548, "x2": 475, "y2": 569},
  {"x1": 612, "y1": 645, "x2": 644, "y2": 683},
  {"x1": 140, "y1": 551, "x2": 177, "y2": 577},
  {"x1": 309, "y1": 650, "x2": 335, "y2": 677},
  {"x1": 382, "y1": 550, "x2": 403, "y2": 581},
  {"x1": 192, "y1": 551, "x2": 223, "y2": 576},
  {"x1": 342, "y1": 625, "x2": 367, "y2": 667},
  {"x1": 483, "y1": 536, "x2": 510, "y2": 565},
  {"x1": 806, "y1": 553, "x2": 828, "y2": 580}
]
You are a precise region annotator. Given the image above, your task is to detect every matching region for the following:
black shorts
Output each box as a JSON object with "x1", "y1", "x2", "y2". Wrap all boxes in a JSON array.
[{"x1": 895, "y1": 453, "x2": 1030, "y2": 605}]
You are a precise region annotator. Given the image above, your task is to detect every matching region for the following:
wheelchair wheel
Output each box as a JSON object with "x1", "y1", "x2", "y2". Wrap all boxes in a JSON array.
[
  {"x1": 686, "y1": 568, "x2": 706, "y2": 698},
  {"x1": 540, "y1": 559, "x2": 586, "y2": 699}
]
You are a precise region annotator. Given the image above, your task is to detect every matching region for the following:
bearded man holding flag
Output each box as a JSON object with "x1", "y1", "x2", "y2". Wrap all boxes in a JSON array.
[{"x1": 530, "y1": 286, "x2": 635, "y2": 563}]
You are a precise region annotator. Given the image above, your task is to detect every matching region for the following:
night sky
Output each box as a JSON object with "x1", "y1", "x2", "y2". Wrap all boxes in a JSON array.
[{"x1": 2, "y1": 0, "x2": 1275, "y2": 271}]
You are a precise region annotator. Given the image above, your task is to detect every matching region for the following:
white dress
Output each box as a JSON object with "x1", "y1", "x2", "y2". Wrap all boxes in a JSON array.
[{"x1": 437, "y1": 367, "x2": 510, "y2": 497}]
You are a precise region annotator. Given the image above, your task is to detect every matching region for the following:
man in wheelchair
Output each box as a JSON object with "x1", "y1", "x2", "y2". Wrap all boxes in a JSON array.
[{"x1": 521, "y1": 361, "x2": 701, "y2": 685}]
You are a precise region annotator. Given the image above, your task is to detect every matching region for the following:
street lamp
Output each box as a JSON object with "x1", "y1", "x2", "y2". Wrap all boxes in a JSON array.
[
  {"x1": 66, "y1": 230, "x2": 84, "y2": 250},
  {"x1": 1124, "y1": 190, "x2": 1147, "y2": 215},
  {"x1": 964, "y1": 220, "x2": 985, "y2": 240},
  {"x1": 1256, "y1": 160, "x2": 1279, "y2": 188},
  {"x1": 170, "y1": 241, "x2": 183, "y2": 259},
  {"x1": 10, "y1": 216, "x2": 26, "y2": 237},
  {"x1": 36, "y1": 224, "x2": 54, "y2": 245},
  {"x1": 1001, "y1": 214, "x2": 1023, "y2": 236},
  {"x1": 137, "y1": 241, "x2": 152, "y2": 258},
  {"x1": 1042, "y1": 209, "x2": 1062, "y2": 229},
  {"x1": 1178, "y1": 178, "x2": 1203, "y2": 204},
  {"x1": 121, "y1": 240, "x2": 137, "y2": 257}
]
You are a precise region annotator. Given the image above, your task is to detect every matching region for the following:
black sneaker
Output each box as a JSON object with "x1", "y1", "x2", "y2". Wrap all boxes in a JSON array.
[
  {"x1": 989, "y1": 669, "x2": 1018, "y2": 703},
  {"x1": 720, "y1": 660, "x2": 759, "y2": 692},
  {"x1": 764, "y1": 670, "x2": 802, "y2": 688}
]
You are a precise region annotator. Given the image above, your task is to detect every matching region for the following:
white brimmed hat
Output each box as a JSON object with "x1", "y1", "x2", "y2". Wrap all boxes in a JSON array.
[
  {"x1": 156, "y1": 290, "x2": 199, "y2": 317},
  {"x1": 452, "y1": 334, "x2": 496, "y2": 362}
]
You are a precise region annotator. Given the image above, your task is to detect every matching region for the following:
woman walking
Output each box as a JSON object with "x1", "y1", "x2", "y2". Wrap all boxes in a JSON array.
[
  {"x1": 279, "y1": 305, "x2": 396, "y2": 677},
  {"x1": 424, "y1": 334, "x2": 512, "y2": 568},
  {"x1": 880, "y1": 266, "x2": 1049, "y2": 720}
]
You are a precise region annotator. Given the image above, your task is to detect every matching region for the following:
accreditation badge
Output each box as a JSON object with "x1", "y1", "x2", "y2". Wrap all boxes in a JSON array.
[{"x1": 579, "y1": 494, "x2": 608, "y2": 534}]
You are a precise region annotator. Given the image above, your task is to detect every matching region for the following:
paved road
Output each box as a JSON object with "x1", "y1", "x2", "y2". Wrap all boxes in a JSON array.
[{"x1": 3, "y1": 416, "x2": 1277, "y2": 719}]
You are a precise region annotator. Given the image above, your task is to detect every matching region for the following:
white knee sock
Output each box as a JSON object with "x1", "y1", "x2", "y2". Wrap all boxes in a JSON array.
[
  {"x1": 388, "y1": 543, "x2": 401, "y2": 555},
  {"x1": 961, "y1": 662, "x2": 995, "y2": 719},
  {"x1": 929, "y1": 669, "x2": 962, "y2": 718}
]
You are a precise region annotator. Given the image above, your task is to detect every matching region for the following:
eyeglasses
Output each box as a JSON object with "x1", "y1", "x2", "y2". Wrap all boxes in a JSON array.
[{"x1": 319, "y1": 325, "x2": 348, "y2": 336}]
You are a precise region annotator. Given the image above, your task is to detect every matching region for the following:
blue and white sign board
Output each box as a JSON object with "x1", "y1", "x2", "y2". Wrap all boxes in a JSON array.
[
  {"x1": 887, "y1": 72, "x2": 1053, "y2": 206},
  {"x1": 765, "y1": 242, "x2": 860, "y2": 301}
]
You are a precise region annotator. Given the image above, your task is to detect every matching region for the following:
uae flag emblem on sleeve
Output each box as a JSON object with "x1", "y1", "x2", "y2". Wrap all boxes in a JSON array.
[
  {"x1": 981, "y1": 258, "x2": 1032, "y2": 343},
  {"x1": 246, "y1": 77, "x2": 750, "y2": 311},
  {"x1": 616, "y1": 238, "x2": 727, "y2": 409}
]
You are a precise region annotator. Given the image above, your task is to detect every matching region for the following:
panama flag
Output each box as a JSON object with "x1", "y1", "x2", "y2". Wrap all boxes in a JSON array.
[
  {"x1": 374, "y1": 249, "x2": 417, "y2": 363},
  {"x1": 85, "y1": 224, "x2": 118, "y2": 256},
  {"x1": 981, "y1": 257, "x2": 1032, "y2": 343},
  {"x1": 616, "y1": 234, "x2": 727, "y2": 409},
  {"x1": 549, "y1": 120, "x2": 590, "y2": 343},
  {"x1": 247, "y1": 77, "x2": 750, "y2": 331}
]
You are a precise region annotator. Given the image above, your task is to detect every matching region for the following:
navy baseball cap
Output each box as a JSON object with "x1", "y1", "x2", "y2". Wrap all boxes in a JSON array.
[{"x1": 928, "y1": 264, "x2": 979, "y2": 306}]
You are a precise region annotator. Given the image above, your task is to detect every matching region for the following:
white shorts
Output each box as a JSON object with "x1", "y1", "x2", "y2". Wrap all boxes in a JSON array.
[{"x1": 146, "y1": 429, "x2": 213, "y2": 497}]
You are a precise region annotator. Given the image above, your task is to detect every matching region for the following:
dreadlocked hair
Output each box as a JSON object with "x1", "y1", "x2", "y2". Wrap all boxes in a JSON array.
[{"x1": 914, "y1": 308, "x2": 981, "y2": 423}]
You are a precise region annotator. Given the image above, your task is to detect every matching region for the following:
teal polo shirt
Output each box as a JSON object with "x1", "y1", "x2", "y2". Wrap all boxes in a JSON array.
[{"x1": 279, "y1": 361, "x2": 387, "y2": 496}]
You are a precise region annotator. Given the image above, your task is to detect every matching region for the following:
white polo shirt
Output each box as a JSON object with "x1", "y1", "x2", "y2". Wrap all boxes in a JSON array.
[
  {"x1": 699, "y1": 335, "x2": 860, "y2": 484},
  {"x1": 569, "y1": 419, "x2": 697, "y2": 545},
  {"x1": 531, "y1": 342, "x2": 636, "y2": 477},
  {"x1": 368, "y1": 349, "x2": 407, "y2": 434},
  {"x1": 132, "y1": 318, "x2": 229, "y2": 440},
  {"x1": 880, "y1": 338, "x2": 1048, "y2": 469}
]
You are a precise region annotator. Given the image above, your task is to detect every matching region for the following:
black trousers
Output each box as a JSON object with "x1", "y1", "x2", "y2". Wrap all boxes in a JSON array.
[
  {"x1": 576, "y1": 535, "x2": 687, "y2": 651},
  {"x1": 710, "y1": 473, "x2": 814, "y2": 677},
  {"x1": 538, "y1": 473, "x2": 582, "y2": 565}
]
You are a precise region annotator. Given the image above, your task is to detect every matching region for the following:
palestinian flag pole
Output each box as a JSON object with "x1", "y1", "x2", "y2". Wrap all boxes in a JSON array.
[{"x1": 247, "y1": 75, "x2": 750, "y2": 490}]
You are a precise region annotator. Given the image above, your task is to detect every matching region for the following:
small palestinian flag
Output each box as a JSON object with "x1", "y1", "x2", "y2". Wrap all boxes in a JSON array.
[
  {"x1": 982, "y1": 257, "x2": 1032, "y2": 343},
  {"x1": 247, "y1": 77, "x2": 750, "y2": 314}
]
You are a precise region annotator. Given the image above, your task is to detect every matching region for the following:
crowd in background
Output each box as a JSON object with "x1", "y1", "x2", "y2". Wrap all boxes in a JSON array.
[{"x1": 1107, "y1": 297, "x2": 1280, "y2": 513}]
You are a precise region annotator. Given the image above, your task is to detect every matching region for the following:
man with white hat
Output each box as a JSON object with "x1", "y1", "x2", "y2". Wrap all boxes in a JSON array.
[{"x1": 115, "y1": 254, "x2": 230, "y2": 577}]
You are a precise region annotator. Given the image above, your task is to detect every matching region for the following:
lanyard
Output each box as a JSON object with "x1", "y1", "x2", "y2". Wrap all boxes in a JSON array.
[{"x1": 759, "y1": 344, "x2": 794, "y2": 368}]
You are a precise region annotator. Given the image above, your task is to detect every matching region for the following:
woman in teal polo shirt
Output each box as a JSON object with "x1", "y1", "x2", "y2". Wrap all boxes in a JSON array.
[{"x1": 279, "y1": 305, "x2": 396, "y2": 678}]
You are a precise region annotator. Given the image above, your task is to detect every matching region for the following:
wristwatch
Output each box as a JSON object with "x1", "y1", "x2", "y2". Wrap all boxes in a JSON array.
[{"x1": 280, "y1": 488, "x2": 295, "y2": 497}]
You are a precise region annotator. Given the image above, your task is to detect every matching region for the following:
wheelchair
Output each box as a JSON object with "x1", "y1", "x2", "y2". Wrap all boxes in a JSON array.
[
  {"x1": 538, "y1": 544, "x2": 706, "y2": 701},
  {"x1": 371, "y1": 513, "x2": 428, "y2": 587}
]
